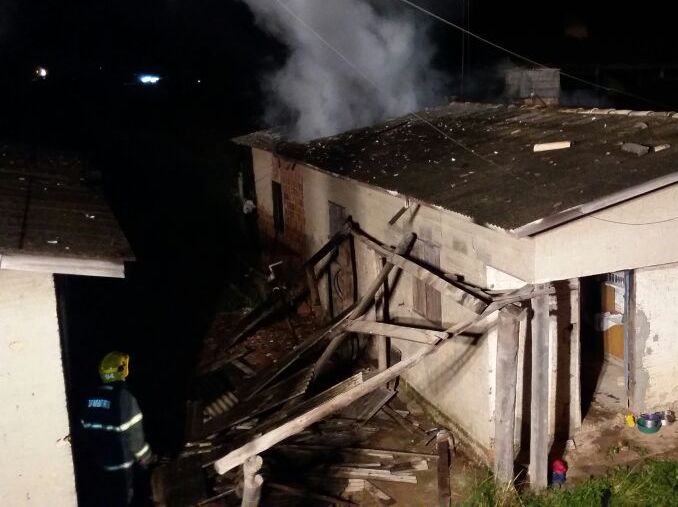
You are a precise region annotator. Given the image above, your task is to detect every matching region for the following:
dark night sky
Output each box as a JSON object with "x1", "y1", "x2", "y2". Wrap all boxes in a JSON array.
[{"x1": 3, "y1": 0, "x2": 678, "y2": 132}]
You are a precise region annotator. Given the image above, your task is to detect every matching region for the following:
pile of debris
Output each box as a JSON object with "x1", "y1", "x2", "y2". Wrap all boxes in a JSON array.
[{"x1": 151, "y1": 219, "x2": 544, "y2": 505}]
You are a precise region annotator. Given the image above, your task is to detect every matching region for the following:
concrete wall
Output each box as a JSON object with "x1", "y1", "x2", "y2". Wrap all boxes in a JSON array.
[
  {"x1": 632, "y1": 263, "x2": 678, "y2": 412},
  {"x1": 534, "y1": 184, "x2": 678, "y2": 282},
  {"x1": 0, "y1": 270, "x2": 76, "y2": 506}
]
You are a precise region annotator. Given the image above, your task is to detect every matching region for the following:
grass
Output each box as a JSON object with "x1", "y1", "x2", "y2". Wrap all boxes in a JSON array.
[{"x1": 461, "y1": 460, "x2": 678, "y2": 506}]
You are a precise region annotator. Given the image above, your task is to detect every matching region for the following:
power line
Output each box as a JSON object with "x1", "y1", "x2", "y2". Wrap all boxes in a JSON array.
[
  {"x1": 588, "y1": 214, "x2": 678, "y2": 226},
  {"x1": 395, "y1": 0, "x2": 668, "y2": 109}
]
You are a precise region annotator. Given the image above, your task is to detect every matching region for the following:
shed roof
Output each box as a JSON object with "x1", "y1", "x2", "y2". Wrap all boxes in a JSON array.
[
  {"x1": 235, "y1": 102, "x2": 678, "y2": 234},
  {"x1": 0, "y1": 143, "x2": 132, "y2": 264}
]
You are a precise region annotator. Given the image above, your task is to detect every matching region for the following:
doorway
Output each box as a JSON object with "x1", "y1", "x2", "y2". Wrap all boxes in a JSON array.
[{"x1": 579, "y1": 271, "x2": 632, "y2": 415}]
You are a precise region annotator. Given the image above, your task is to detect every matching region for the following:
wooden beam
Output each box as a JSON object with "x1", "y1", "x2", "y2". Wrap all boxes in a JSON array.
[
  {"x1": 344, "y1": 320, "x2": 446, "y2": 345},
  {"x1": 214, "y1": 306, "x2": 499, "y2": 475},
  {"x1": 529, "y1": 287, "x2": 550, "y2": 491},
  {"x1": 373, "y1": 252, "x2": 389, "y2": 372},
  {"x1": 313, "y1": 233, "x2": 415, "y2": 378},
  {"x1": 241, "y1": 455, "x2": 263, "y2": 507},
  {"x1": 350, "y1": 228, "x2": 488, "y2": 314},
  {"x1": 215, "y1": 343, "x2": 436, "y2": 474},
  {"x1": 494, "y1": 308, "x2": 521, "y2": 484},
  {"x1": 304, "y1": 223, "x2": 350, "y2": 268},
  {"x1": 437, "y1": 431, "x2": 451, "y2": 507}
]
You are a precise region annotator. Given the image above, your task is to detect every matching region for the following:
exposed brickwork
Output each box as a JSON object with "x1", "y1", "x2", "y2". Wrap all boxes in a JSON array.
[{"x1": 258, "y1": 155, "x2": 306, "y2": 255}]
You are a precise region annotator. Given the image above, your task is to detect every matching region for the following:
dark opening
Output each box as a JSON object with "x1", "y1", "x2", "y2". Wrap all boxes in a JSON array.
[{"x1": 272, "y1": 181, "x2": 284, "y2": 234}]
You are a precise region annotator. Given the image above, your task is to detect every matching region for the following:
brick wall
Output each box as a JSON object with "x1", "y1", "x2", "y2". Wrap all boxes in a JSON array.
[{"x1": 258, "y1": 156, "x2": 306, "y2": 254}]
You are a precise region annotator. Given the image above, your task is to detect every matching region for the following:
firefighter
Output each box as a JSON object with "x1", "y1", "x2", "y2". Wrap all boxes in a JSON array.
[{"x1": 81, "y1": 351, "x2": 152, "y2": 506}]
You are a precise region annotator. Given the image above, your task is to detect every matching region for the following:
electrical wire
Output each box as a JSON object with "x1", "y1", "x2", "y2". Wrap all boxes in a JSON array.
[
  {"x1": 588, "y1": 214, "x2": 678, "y2": 226},
  {"x1": 395, "y1": 0, "x2": 668, "y2": 109}
]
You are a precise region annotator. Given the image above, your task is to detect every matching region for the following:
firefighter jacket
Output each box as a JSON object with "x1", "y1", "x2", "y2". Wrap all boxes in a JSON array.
[{"x1": 80, "y1": 381, "x2": 151, "y2": 471}]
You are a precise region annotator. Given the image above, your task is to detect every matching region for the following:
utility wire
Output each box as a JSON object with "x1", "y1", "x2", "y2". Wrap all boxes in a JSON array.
[
  {"x1": 588, "y1": 214, "x2": 678, "y2": 226},
  {"x1": 395, "y1": 0, "x2": 668, "y2": 109}
]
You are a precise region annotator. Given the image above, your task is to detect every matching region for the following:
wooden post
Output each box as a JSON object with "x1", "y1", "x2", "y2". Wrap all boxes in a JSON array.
[
  {"x1": 241, "y1": 455, "x2": 263, "y2": 507},
  {"x1": 569, "y1": 279, "x2": 582, "y2": 435},
  {"x1": 529, "y1": 287, "x2": 550, "y2": 490},
  {"x1": 494, "y1": 307, "x2": 521, "y2": 484},
  {"x1": 373, "y1": 253, "x2": 389, "y2": 372},
  {"x1": 437, "y1": 430, "x2": 451, "y2": 507}
]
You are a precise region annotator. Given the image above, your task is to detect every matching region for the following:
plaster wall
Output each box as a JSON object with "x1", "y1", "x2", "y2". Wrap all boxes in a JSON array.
[
  {"x1": 534, "y1": 184, "x2": 678, "y2": 282},
  {"x1": 0, "y1": 269, "x2": 76, "y2": 506},
  {"x1": 632, "y1": 263, "x2": 678, "y2": 412}
]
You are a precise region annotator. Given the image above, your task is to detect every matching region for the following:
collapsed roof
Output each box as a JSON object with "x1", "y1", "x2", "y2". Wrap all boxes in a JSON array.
[{"x1": 235, "y1": 102, "x2": 678, "y2": 234}]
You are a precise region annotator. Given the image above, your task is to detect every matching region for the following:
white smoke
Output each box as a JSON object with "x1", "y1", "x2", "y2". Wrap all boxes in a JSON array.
[{"x1": 240, "y1": 0, "x2": 446, "y2": 140}]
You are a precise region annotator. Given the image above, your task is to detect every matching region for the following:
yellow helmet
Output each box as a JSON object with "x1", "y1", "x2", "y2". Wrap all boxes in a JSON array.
[{"x1": 99, "y1": 351, "x2": 130, "y2": 383}]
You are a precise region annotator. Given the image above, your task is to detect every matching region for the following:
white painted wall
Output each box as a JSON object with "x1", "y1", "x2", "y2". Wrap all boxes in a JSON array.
[
  {"x1": 535, "y1": 184, "x2": 678, "y2": 282},
  {"x1": 632, "y1": 263, "x2": 678, "y2": 412},
  {"x1": 0, "y1": 270, "x2": 76, "y2": 506}
]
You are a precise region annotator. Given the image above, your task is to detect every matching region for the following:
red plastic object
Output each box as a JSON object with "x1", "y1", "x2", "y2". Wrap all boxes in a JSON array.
[{"x1": 552, "y1": 459, "x2": 568, "y2": 474}]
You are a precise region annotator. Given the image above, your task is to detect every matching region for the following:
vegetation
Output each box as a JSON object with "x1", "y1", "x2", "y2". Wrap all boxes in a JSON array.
[{"x1": 462, "y1": 460, "x2": 678, "y2": 506}]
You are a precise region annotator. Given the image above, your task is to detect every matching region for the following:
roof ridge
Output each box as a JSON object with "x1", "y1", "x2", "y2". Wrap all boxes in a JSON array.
[{"x1": 444, "y1": 100, "x2": 678, "y2": 119}]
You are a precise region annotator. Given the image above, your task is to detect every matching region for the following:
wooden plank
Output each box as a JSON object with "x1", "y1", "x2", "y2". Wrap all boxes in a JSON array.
[
  {"x1": 313, "y1": 233, "x2": 415, "y2": 378},
  {"x1": 278, "y1": 444, "x2": 437, "y2": 460},
  {"x1": 214, "y1": 344, "x2": 435, "y2": 474},
  {"x1": 340, "y1": 387, "x2": 395, "y2": 421},
  {"x1": 240, "y1": 303, "x2": 357, "y2": 399},
  {"x1": 345, "y1": 320, "x2": 446, "y2": 345},
  {"x1": 382, "y1": 405, "x2": 427, "y2": 436},
  {"x1": 437, "y1": 431, "x2": 451, "y2": 507},
  {"x1": 325, "y1": 467, "x2": 417, "y2": 484},
  {"x1": 373, "y1": 252, "x2": 389, "y2": 372},
  {"x1": 494, "y1": 308, "x2": 521, "y2": 484},
  {"x1": 365, "y1": 481, "x2": 395, "y2": 505},
  {"x1": 241, "y1": 455, "x2": 263, "y2": 507},
  {"x1": 304, "y1": 223, "x2": 350, "y2": 268},
  {"x1": 350, "y1": 228, "x2": 489, "y2": 314},
  {"x1": 529, "y1": 287, "x2": 550, "y2": 491},
  {"x1": 201, "y1": 367, "x2": 313, "y2": 437},
  {"x1": 214, "y1": 307, "x2": 497, "y2": 475}
]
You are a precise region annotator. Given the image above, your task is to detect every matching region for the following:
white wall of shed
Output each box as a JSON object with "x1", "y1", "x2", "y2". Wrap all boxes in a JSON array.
[
  {"x1": 534, "y1": 184, "x2": 678, "y2": 281},
  {"x1": 0, "y1": 270, "x2": 76, "y2": 506},
  {"x1": 632, "y1": 263, "x2": 678, "y2": 412}
]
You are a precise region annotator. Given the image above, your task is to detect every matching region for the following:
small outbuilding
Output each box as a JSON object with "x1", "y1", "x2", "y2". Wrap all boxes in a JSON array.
[
  {"x1": 235, "y1": 102, "x2": 678, "y2": 484},
  {"x1": 0, "y1": 145, "x2": 132, "y2": 505}
]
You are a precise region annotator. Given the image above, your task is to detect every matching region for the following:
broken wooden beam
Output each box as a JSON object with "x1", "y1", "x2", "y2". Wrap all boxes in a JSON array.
[
  {"x1": 241, "y1": 455, "x2": 263, "y2": 507},
  {"x1": 533, "y1": 141, "x2": 572, "y2": 152},
  {"x1": 344, "y1": 320, "x2": 446, "y2": 345},
  {"x1": 529, "y1": 287, "x2": 550, "y2": 490},
  {"x1": 494, "y1": 307, "x2": 522, "y2": 484},
  {"x1": 350, "y1": 226, "x2": 489, "y2": 314},
  {"x1": 364, "y1": 480, "x2": 394, "y2": 505},
  {"x1": 214, "y1": 343, "x2": 436, "y2": 474},
  {"x1": 313, "y1": 233, "x2": 416, "y2": 377},
  {"x1": 213, "y1": 303, "x2": 502, "y2": 475},
  {"x1": 325, "y1": 466, "x2": 417, "y2": 484}
]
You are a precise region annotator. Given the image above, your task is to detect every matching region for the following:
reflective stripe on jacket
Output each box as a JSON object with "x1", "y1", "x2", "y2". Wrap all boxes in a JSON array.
[{"x1": 80, "y1": 381, "x2": 150, "y2": 471}]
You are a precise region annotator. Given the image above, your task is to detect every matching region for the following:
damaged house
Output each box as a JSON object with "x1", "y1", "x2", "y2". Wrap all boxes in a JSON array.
[
  {"x1": 0, "y1": 146, "x2": 132, "y2": 505},
  {"x1": 234, "y1": 102, "x2": 678, "y2": 485}
]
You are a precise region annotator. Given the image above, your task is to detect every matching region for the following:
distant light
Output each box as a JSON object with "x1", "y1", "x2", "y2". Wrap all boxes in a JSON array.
[
  {"x1": 35, "y1": 66, "x2": 48, "y2": 79},
  {"x1": 138, "y1": 74, "x2": 161, "y2": 85},
  {"x1": 197, "y1": 79, "x2": 202, "y2": 84}
]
